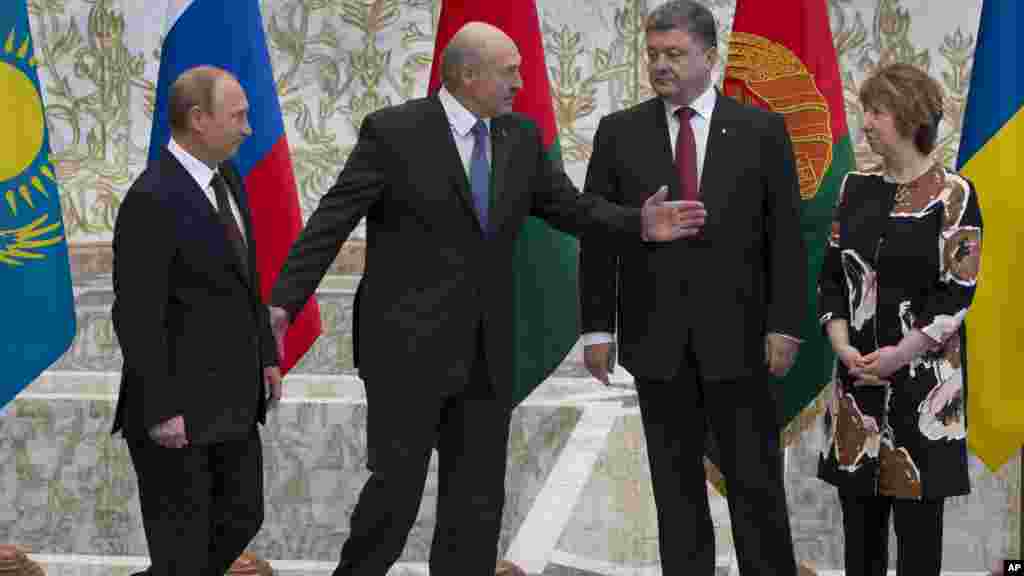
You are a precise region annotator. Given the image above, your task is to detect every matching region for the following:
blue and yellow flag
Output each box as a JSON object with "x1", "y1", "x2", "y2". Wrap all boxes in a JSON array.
[
  {"x1": 0, "y1": 2, "x2": 75, "y2": 409},
  {"x1": 957, "y1": 0, "x2": 1022, "y2": 471}
]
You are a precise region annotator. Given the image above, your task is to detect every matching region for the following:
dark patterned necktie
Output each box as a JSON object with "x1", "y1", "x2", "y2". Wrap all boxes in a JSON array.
[
  {"x1": 211, "y1": 172, "x2": 248, "y2": 278},
  {"x1": 470, "y1": 119, "x2": 490, "y2": 233}
]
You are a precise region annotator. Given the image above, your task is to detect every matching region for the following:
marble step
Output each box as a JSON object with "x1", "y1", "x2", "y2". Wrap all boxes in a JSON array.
[
  {"x1": 61, "y1": 274, "x2": 591, "y2": 378},
  {"x1": 2, "y1": 370, "x2": 1016, "y2": 572},
  {"x1": 21, "y1": 553, "x2": 1000, "y2": 576},
  {"x1": 3, "y1": 371, "x2": 730, "y2": 574},
  {"x1": 24, "y1": 553, "x2": 758, "y2": 576}
]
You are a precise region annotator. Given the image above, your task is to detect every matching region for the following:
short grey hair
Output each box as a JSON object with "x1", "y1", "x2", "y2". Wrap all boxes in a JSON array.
[
  {"x1": 169, "y1": 66, "x2": 225, "y2": 134},
  {"x1": 646, "y1": 0, "x2": 718, "y2": 50}
]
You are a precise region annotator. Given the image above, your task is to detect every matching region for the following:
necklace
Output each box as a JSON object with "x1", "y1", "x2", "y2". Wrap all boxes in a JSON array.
[{"x1": 888, "y1": 161, "x2": 938, "y2": 212}]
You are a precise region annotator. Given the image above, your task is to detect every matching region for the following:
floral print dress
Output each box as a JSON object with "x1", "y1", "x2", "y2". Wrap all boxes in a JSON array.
[{"x1": 817, "y1": 164, "x2": 982, "y2": 499}]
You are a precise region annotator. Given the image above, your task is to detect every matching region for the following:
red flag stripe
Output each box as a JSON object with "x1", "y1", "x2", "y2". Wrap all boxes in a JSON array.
[{"x1": 426, "y1": 0, "x2": 558, "y2": 147}]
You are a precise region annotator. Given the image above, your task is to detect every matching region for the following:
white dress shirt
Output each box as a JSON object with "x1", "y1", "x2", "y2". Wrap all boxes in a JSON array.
[
  {"x1": 438, "y1": 86, "x2": 491, "y2": 174},
  {"x1": 167, "y1": 137, "x2": 246, "y2": 244},
  {"x1": 665, "y1": 82, "x2": 717, "y2": 185},
  {"x1": 582, "y1": 84, "x2": 800, "y2": 347}
]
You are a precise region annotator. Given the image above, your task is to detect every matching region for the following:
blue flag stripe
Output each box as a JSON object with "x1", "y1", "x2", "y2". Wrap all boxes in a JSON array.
[
  {"x1": 957, "y1": 0, "x2": 1023, "y2": 168},
  {"x1": 148, "y1": 0, "x2": 284, "y2": 178},
  {"x1": 0, "y1": 1, "x2": 76, "y2": 409}
]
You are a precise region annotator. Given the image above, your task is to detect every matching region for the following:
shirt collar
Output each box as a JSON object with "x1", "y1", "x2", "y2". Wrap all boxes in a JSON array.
[
  {"x1": 664, "y1": 82, "x2": 717, "y2": 122},
  {"x1": 438, "y1": 85, "x2": 491, "y2": 137},
  {"x1": 167, "y1": 137, "x2": 216, "y2": 191}
]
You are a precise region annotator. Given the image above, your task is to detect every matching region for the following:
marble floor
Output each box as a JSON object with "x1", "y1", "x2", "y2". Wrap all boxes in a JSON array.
[
  {"x1": 2, "y1": 276, "x2": 1016, "y2": 574},
  {"x1": 23, "y1": 553, "x2": 998, "y2": 575}
]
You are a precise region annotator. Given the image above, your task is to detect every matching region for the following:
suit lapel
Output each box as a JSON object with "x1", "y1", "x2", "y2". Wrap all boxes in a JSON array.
[
  {"x1": 489, "y1": 116, "x2": 514, "y2": 236},
  {"x1": 161, "y1": 150, "x2": 250, "y2": 288},
  {"x1": 428, "y1": 96, "x2": 483, "y2": 233},
  {"x1": 647, "y1": 99, "x2": 680, "y2": 201},
  {"x1": 700, "y1": 91, "x2": 740, "y2": 214},
  {"x1": 218, "y1": 162, "x2": 254, "y2": 289}
]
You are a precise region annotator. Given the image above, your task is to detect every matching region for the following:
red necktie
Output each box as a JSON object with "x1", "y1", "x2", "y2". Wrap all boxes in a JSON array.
[{"x1": 675, "y1": 107, "x2": 698, "y2": 201}]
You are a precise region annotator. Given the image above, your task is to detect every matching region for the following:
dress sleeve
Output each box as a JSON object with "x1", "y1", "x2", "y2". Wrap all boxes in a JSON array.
[
  {"x1": 817, "y1": 173, "x2": 853, "y2": 332},
  {"x1": 914, "y1": 174, "x2": 983, "y2": 343}
]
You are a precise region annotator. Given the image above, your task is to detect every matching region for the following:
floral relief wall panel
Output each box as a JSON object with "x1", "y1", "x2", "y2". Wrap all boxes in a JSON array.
[
  {"x1": 15, "y1": 0, "x2": 1016, "y2": 570},
  {"x1": 29, "y1": 0, "x2": 983, "y2": 248}
]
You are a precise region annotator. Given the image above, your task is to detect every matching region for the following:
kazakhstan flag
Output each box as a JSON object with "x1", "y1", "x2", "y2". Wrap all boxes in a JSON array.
[
  {"x1": 0, "y1": 2, "x2": 75, "y2": 409},
  {"x1": 957, "y1": 0, "x2": 1022, "y2": 471}
]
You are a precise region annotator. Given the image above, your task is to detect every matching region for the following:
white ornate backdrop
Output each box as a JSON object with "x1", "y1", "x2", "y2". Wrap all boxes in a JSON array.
[{"x1": 3, "y1": 1, "x2": 1014, "y2": 574}]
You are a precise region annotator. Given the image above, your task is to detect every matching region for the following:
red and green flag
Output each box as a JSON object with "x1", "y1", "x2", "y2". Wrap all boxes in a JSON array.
[
  {"x1": 724, "y1": 0, "x2": 855, "y2": 428},
  {"x1": 428, "y1": 0, "x2": 577, "y2": 407}
]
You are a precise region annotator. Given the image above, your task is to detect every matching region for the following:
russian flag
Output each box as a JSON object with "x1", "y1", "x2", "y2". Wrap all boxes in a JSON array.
[{"x1": 148, "y1": 0, "x2": 321, "y2": 373}]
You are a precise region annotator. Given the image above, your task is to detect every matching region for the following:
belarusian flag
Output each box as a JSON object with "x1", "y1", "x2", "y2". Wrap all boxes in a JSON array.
[
  {"x1": 724, "y1": 0, "x2": 854, "y2": 429},
  {"x1": 427, "y1": 0, "x2": 577, "y2": 408}
]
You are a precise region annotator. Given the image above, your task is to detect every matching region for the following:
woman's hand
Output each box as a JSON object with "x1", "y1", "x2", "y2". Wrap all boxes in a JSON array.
[
  {"x1": 835, "y1": 344, "x2": 865, "y2": 372},
  {"x1": 860, "y1": 345, "x2": 909, "y2": 379}
]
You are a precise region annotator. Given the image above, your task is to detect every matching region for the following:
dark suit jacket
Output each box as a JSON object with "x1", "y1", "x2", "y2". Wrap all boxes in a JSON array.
[
  {"x1": 579, "y1": 93, "x2": 806, "y2": 382},
  {"x1": 111, "y1": 149, "x2": 278, "y2": 445},
  {"x1": 271, "y1": 94, "x2": 641, "y2": 405}
]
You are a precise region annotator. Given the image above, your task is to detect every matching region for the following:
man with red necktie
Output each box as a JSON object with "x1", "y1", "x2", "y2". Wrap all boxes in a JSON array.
[{"x1": 579, "y1": 1, "x2": 806, "y2": 574}]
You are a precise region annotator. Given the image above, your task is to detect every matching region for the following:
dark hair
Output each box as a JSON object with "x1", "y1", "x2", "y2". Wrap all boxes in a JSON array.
[
  {"x1": 645, "y1": 0, "x2": 717, "y2": 50},
  {"x1": 859, "y1": 63, "x2": 945, "y2": 155},
  {"x1": 168, "y1": 66, "x2": 223, "y2": 134}
]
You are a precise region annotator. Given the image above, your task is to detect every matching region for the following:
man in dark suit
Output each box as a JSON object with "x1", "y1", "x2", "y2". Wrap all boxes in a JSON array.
[
  {"x1": 580, "y1": 1, "x2": 806, "y2": 574},
  {"x1": 111, "y1": 66, "x2": 281, "y2": 576},
  {"x1": 267, "y1": 21, "x2": 704, "y2": 576}
]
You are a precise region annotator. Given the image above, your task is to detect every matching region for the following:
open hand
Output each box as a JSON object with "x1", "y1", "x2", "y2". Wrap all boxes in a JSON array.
[{"x1": 641, "y1": 186, "x2": 706, "y2": 241}]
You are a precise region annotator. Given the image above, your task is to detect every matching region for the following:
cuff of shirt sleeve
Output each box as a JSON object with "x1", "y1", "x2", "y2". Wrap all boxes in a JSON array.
[
  {"x1": 769, "y1": 332, "x2": 804, "y2": 344},
  {"x1": 582, "y1": 332, "x2": 615, "y2": 346}
]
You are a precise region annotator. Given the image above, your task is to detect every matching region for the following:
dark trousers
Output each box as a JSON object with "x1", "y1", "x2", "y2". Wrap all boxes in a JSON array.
[
  {"x1": 839, "y1": 492, "x2": 945, "y2": 576},
  {"x1": 634, "y1": 344, "x2": 797, "y2": 576},
  {"x1": 126, "y1": 426, "x2": 263, "y2": 576},
  {"x1": 334, "y1": 343, "x2": 512, "y2": 576}
]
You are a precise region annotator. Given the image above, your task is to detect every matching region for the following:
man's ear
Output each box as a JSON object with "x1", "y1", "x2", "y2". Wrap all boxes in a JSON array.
[
  {"x1": 187, "y1": 105, "x2": 204, "y2": 135},
  {"x1": 705, "y1": 46, "x2": 718, "y2": 68}
]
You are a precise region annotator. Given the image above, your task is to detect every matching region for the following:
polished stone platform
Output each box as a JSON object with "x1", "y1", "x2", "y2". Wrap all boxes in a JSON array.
[{"x1": 0, "y1": 275, "x2": 1017, "y2": 574}]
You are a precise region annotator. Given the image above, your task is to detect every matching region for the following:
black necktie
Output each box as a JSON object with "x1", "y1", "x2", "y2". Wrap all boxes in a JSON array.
[{"x1": 211, "y1": 172, "x2": 249, "y2": 278}]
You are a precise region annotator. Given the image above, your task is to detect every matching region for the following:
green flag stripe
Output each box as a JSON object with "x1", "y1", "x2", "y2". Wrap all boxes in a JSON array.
[
  {"x1": 779, "y1": 133, "x2": 855, "y2": 424},
  {"x1": 509, "y1": 138, "x2": 580, "y2": 406}
]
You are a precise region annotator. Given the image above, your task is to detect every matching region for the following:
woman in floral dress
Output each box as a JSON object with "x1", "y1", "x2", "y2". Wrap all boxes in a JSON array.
[{"x1": 817, "y1": 63, "x2": 983, "y2": 575}]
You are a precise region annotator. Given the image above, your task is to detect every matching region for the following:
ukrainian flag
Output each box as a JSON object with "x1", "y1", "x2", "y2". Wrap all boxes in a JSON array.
[
  {"x1": 0, "y1": 2, "x2": 75, "y2": 409},
  {"x1": 957, "y1": 0, "x2": 1022, "y2": 470}
]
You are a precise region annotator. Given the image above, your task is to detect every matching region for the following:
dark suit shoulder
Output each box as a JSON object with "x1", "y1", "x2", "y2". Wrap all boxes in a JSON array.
[
  {"x1": 715, "y1": 93, "x2": 783, "y2": 128},
  {"x1": 360, "y1": 95, "x2": 437, "y2": 129},
  {"x1": 122, "y1": 157, "x2": 174, "y2": 206},
  {"x1": 116, "y1": 151, "x2": 190, "y2": 230},
  {"x1": 598, "y1": 98, "x2": 661, "y2": 129}
]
